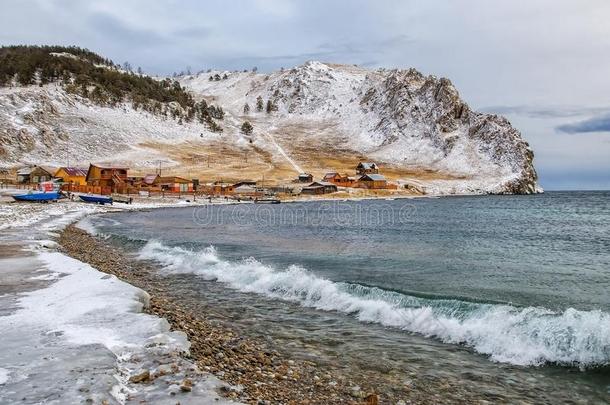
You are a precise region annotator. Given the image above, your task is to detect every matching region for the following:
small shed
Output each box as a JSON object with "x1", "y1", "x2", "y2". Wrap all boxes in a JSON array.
[
  {"x1": 297, "y1": 173, "x2": 313, "y2": 183},
  {"x1": 155, "y1": 176, "x2": 193, "y2": 193},
  {"x1": 356, "y1": 162, "x2": 379, "y2": 175},
  {"x1": 16, "y1": 167, "x2": 33, "y2": 184}
]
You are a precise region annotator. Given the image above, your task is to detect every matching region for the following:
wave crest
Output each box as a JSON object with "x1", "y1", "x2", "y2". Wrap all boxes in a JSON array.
[{"x1": 138, "y1": 240, "x2": 610, "y2": 367}]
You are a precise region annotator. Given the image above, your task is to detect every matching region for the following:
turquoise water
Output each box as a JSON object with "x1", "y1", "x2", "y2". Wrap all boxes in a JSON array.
[{"x1": 89, "y1": 192, "x2": 610, "y2": 402}]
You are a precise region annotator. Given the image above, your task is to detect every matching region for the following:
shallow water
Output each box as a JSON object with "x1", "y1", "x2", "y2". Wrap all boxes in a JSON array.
[{"x1": 89, "y1": 192, "x2": 610, "y2": 402}]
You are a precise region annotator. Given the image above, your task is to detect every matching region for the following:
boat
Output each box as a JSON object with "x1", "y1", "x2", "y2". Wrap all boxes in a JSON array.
[
  {"x1": 254, "y1": 197, "x2": 281, "y2": 204},
  {"x1": 79, "y1": 194, "x2": 113, "y2": 205},
  {"x1": 12, "y1": 191, "x2": 60, "y2": 202}
]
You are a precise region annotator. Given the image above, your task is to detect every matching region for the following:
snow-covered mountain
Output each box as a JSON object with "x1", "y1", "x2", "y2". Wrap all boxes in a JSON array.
[
  {"x1": 181, "y1": 61, "x2": 539, "y2": 194},
  {"x1": 0, "y1": 59, "x2": 539, "y2": 194}
]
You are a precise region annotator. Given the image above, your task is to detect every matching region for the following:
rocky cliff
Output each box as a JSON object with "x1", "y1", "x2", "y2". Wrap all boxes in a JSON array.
[{"x1": 182, "y1": 61, "x2": 539, "y2": 193}]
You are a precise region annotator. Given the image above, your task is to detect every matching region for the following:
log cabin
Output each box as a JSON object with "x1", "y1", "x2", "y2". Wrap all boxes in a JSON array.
[{"x1": 86, "y1": 164, "x2": 129, "y2": 188}]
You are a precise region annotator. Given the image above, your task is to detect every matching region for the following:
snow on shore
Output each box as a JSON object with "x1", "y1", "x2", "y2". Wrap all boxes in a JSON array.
[{"x1": 0, "y1": 200, "x2": 240, "y2": 404}]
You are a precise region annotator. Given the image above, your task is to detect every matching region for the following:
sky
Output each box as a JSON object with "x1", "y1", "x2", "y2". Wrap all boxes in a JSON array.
[{"x1": 1, "y1": 0, "x2": 609, "y2": 190}]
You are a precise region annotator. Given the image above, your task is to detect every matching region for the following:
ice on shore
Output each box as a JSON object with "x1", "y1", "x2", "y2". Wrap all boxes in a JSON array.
[{"x1": 0, "y1": 200, "x2": 240, "y2": 404}]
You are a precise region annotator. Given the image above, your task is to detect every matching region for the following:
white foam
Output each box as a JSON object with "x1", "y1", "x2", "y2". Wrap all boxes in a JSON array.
[
  {"x1": 139, "y1": 240, "x2": 610, "y2": 367},
  {"x1": 0, "y1": 368, "x2": 8, "y2": 385}
]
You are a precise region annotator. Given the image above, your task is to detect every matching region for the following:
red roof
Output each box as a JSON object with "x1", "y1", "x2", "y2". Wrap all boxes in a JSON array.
[{"x1": 59, "y1": 167, "x2": 88, "y2": 177}]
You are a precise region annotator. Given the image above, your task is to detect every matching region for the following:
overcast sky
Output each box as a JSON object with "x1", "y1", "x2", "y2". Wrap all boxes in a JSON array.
[{"x1": 1, "y1": 0, "x2": 609, "y2": 189}]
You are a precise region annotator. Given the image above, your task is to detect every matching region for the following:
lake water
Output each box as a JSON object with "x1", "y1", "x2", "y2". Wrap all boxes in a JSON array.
[{"x1": 87, "y1": 192, "x2": 610, "y2": 402}]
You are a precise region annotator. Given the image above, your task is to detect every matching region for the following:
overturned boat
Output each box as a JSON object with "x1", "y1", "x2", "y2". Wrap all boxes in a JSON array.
[
  {"x1": 12, "y1": 191, "x2": 60, "y2": 202},
  {"x1": 79, "y1": 194, "x2": 113, "y2": 205}
]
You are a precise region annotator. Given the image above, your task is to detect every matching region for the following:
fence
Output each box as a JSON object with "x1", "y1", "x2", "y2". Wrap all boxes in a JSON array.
[{"x1": 61, "y1": 184, "x2": 113, "y2": 195}]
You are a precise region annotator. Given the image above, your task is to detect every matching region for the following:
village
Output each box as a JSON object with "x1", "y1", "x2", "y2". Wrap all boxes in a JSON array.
[{"x1": 0, "y1": 160, "x2": 420, "y2": 204}]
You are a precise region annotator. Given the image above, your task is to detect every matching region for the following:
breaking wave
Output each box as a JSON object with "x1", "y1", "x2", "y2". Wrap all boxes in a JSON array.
[{"x1": 139, "y1": 240, "x2": 610, "y2": 368}]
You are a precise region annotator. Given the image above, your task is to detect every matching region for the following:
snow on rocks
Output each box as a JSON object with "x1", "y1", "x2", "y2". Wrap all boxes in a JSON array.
[{"x1": 0, "y1": 83, "x2": 217, "y2": 169}]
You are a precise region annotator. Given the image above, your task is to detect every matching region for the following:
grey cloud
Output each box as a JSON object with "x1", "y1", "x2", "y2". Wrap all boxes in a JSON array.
[
  {"x1": 87, "y1": 12, "x2": 168, "y2": 46},
  {"x1": 221, "y1": 34, "x2": 412, "y2": 69},
  {"x1": 481, "y1": 105, "x2": 610, "y2": 119},
  {"x1": 556, "y1": 114, "x2": 610, "y2": 134}
]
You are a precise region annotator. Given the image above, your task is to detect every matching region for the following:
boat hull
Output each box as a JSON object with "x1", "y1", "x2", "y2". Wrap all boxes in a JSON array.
[
  {"x1": 12, "y1": 192, "x2": 60, "y2": 202},
  {"x1": 79, "y1": 195, "x2": 113, "y2": 205},
  {"x1": 254, "y1": 198, "x2": 281, "y2": 204}
]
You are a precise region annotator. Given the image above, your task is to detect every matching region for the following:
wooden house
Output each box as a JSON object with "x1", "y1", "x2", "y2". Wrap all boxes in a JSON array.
[
  {"x1": 29, "y1": 166, "x2": 55, "y2": 184},
  {"x1": 86, "y1": 164, "x2": 129, "y2": 188},
  {"x1": 356, "y1": 173, "x2": 388, "y2": 189},
  {"x1": 297, "y1": 173, "x2": 313, "y2": 183},
  {"x1": 154, "y1": 176, "x2": 193, "y2": 193},
  {"x1": 16, "y1": 167, "x2": 33, "y2": 184},
  {"x1": 323, "y1": 172, "x2": 355, "y2": 187},
  {"x1": 301, "y1": 181, "x2": 338, "y2": 195},
  {"x1": 356, "y1": 162, "x2": 379, "y2": 175},
  {"x1": 54, "y1": 167, "x2": 88, "y2": 186}
]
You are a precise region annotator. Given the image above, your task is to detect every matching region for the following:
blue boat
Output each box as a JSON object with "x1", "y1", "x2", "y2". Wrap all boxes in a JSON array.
[
  {"x1": 12, "y1": 191, "x2": 60, "y2": 202},
  {"x1": 79, "y1": 194, "x2": 113, "y2": 205}
]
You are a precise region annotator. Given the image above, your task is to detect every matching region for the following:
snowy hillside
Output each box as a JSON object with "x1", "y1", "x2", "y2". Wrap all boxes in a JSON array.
[
  {"x1": 181, "y1": 62, "x2": 540, "y2": 194},
  {"x1": 0, "y1": 84, "x2": 221, "y2": 169},
  {"x1": 0, "y1": 56, "x2": 539, "y2": 194}
]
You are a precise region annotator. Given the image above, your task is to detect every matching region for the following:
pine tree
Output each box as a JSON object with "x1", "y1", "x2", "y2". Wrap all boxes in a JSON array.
[
  {"x1": 256, "y1": 96, "x2": 264, "y2": 112},
  {"x1": 241, "y1": 121, "x2": 253, "y2": 135},
  {"x1": 266, "y1": 99, "x2": 277, "y2": 114},
  {"x1": 243, "y1": 103, "x2": 250, "y2": 114}
]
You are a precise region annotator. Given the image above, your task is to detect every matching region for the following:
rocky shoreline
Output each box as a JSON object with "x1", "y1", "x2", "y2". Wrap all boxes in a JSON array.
[
  {"x1": 59, "y1": 225, "x2": 486, "y2": 404},
  {"x1": 59, "y1": 225, "x2": 376, "y2": 404}
]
